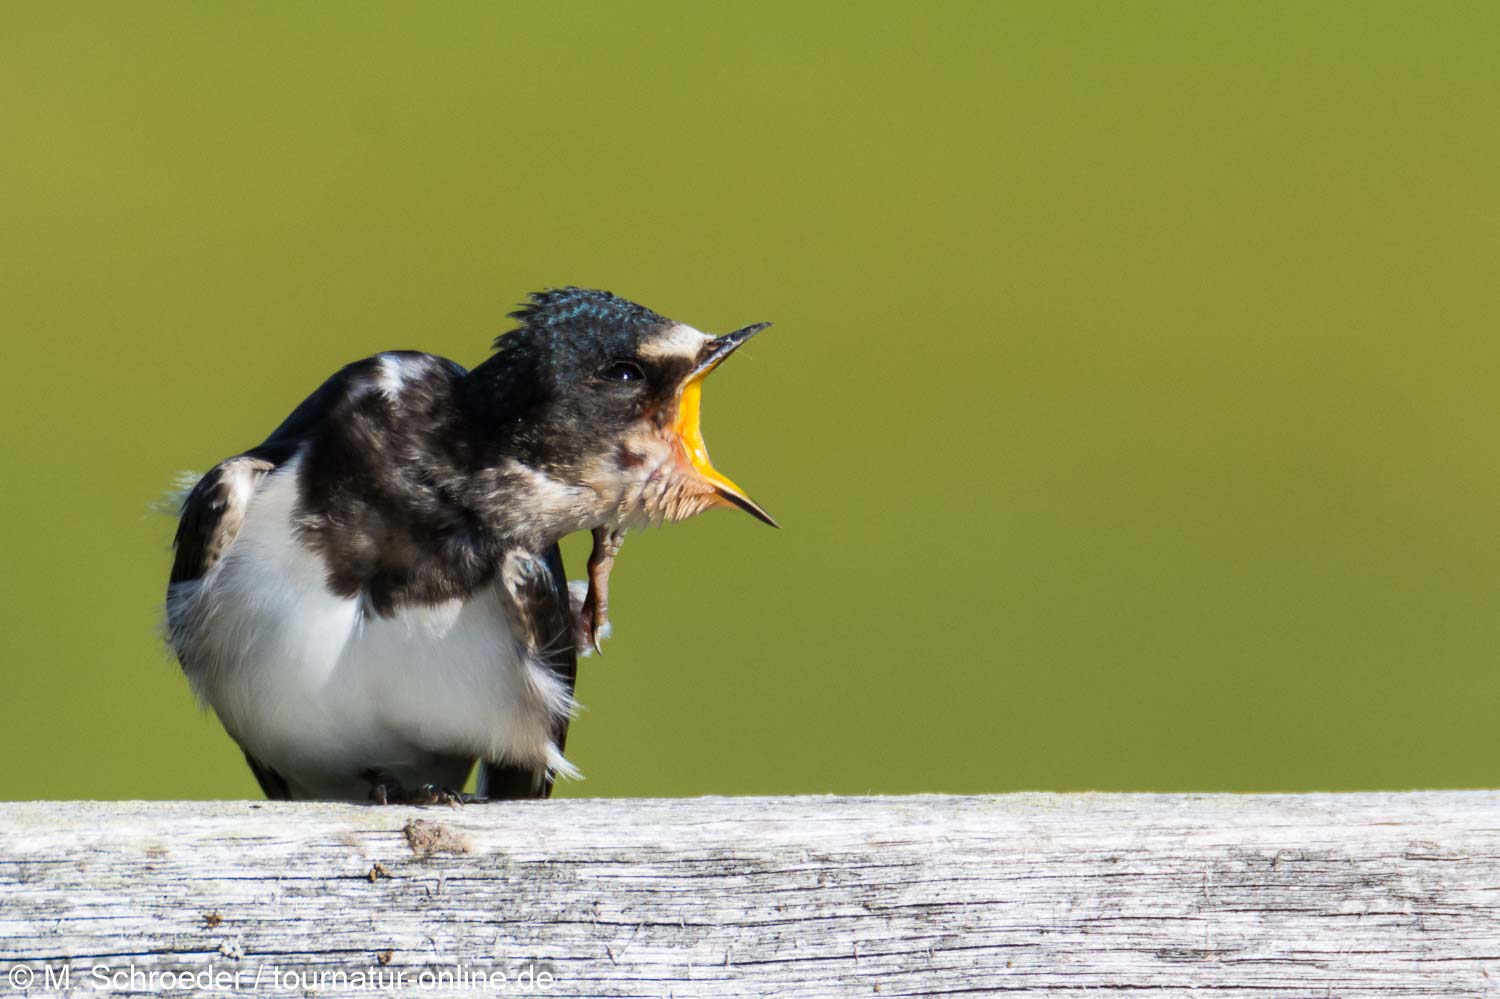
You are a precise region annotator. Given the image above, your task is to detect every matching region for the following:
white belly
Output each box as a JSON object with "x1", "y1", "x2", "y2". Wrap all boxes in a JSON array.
[{"x1": 168, "y1": 460, "x2": 574, "y2": 799}]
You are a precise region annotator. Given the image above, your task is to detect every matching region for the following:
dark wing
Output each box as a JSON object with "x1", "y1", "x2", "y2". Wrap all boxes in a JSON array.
[
  {"x1": 479, "y1": 542, "x2": 577, "y2": 799},
  {"x1": 241, "y1": 751, "x2": 292, "y2": 800},
  {"x1": 168, "y1": 456, "x2": 277, "y2": 585}
]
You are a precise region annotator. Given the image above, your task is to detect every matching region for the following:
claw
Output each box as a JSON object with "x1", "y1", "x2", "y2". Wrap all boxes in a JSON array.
[{"x1": 368, "y1": 778, "x2": 469, "y2": 807}]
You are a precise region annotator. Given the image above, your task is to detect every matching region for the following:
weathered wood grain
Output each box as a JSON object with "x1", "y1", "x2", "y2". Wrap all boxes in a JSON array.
[{"x1": 1, "y1": 794, "x2": 1497, "y2": 997}]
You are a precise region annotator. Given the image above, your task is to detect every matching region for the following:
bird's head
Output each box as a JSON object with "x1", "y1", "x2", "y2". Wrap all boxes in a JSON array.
[{"x1": 464, "y1": 288, "x2": 775, "y2": 543}]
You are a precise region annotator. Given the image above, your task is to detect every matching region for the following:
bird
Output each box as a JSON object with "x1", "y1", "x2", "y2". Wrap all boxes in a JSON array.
[{"x1": 164, "y1": 287, "x2": 775, "y2": 803}]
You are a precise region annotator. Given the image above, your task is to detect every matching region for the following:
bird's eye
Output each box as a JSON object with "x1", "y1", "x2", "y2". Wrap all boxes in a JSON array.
[{"x1": 598, "y1": 360, "x2": 645, "y2": 383}]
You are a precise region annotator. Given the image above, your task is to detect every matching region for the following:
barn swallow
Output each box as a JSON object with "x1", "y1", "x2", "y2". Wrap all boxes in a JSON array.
[{"x1": 165, "y1": 288, "x2": 775, "y2": 802}]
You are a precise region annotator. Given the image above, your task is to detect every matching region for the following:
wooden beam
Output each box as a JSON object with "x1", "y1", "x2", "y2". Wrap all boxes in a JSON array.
[{"x1": 1, "y1": 793, "x2": 1497, "y2": 996}]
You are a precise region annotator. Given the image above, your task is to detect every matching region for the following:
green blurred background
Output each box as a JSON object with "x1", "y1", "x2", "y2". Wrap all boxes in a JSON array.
[{"x1": 3, "y1": 2, "x2": 1498, "y2": 800}]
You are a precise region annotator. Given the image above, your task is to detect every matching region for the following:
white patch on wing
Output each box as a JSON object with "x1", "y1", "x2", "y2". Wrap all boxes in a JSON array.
[
  {"x1": 225, "y1": 460, "x2": 261, "y2": 511},
  {"x1": 375, "y1": 352, "x2": 424, "y2": 401},
  {"x1": 638, "y1": 322, "x2": 711, "y2": 361},
  {"x1": 167, "y1": 453, "x2": 577, "y2": 800}
]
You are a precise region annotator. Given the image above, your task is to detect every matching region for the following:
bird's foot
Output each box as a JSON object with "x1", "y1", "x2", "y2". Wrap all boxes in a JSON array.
[
  {"x1": 579, "y1": 526, "x2": 625, "y2": 655},
  {"x1": 368, "y1": 781, "x2": 470, "y2": 807}
]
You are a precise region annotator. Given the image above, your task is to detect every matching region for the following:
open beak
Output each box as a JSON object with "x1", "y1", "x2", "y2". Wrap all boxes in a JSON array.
[{"x1": 671, "y1": 321, "x2": 778, "y2": 527}]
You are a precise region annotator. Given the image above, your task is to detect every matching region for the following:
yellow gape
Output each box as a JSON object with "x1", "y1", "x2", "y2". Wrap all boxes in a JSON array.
[{"x1": 673, "y1": 373, "x2": 754, "y2": 510}]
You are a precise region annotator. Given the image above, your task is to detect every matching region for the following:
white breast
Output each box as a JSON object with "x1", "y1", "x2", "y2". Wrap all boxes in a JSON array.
[{"x1": 168, "y1": 456, "x2": 575, "y2": 800}]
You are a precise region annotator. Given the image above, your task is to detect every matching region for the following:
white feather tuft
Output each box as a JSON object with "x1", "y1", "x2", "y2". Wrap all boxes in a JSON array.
[
  {"x1": 567, "y1": 579, "x2": 589, "y2": 618},
  {"x1": 546, "y1": 745, "x2": 583, "y2": 781},
  {"x1": 151, "y1": 471, "x2": 202, "y2": 517},
  {"x1": 568, "y1": 579, "x2": 613, "y2": 657}
]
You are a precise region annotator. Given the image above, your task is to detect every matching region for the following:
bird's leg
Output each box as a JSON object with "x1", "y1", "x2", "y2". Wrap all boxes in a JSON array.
[
  {"x1": 367, "y1": 775, "x2": 469, "y2": 807},
  {"x1": 579, "y1": 526, "x2": 625, "y2": 655}
]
